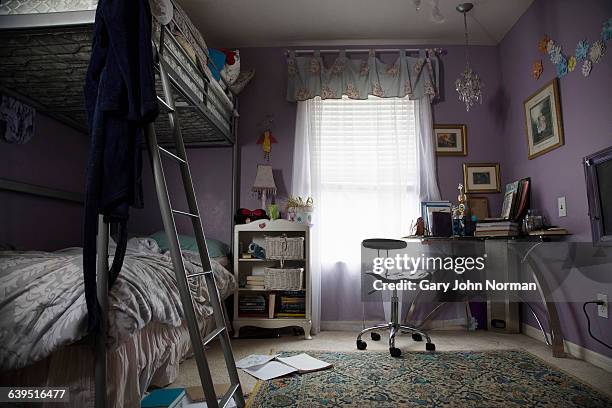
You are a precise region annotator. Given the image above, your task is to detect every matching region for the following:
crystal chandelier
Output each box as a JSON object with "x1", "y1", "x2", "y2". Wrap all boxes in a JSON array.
[{"x1": 455, "y1": 3, "x2": 484, "y2": 111}]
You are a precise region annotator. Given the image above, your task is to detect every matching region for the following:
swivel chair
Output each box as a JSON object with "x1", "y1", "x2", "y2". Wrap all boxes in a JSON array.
[{"x1": 357, "y1": 238, "x2": 435, "y2": 357}]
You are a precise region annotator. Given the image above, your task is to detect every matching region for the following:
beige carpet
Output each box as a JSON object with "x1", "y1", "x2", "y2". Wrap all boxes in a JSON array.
[{"x1": 170, "y1": 330, "x2": 612, "y2": 399}]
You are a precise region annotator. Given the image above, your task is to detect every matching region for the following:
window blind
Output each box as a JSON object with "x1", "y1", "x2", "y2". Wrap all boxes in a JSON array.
[{"x1": 311, "y1": 96, "x2": 418, "y2": 191}]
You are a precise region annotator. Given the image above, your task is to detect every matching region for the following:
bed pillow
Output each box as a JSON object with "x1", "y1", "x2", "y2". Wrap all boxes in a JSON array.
[
  {"x1": 207, "y1": 48, "x2": 226, "y2": 81},
  {"x1": 149, "y1": 231, "x2": 229, "y2": 258}
]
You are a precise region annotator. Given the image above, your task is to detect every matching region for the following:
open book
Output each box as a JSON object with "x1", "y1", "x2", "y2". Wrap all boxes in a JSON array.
[{"x1": 235, "y1": 353, "x2": 332, "y2": 381}]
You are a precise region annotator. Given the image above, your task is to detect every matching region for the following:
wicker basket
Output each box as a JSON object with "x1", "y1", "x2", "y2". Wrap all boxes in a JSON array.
[
  {"x1": 264, "y1": 267, "x2": 304, "y2": 290},
  {"x1": 265, "y1": 235, "x2": 304, "y2": 260}
]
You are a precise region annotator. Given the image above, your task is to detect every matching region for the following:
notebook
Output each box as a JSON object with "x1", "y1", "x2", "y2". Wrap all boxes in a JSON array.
[
  {"x1": 239, "y1": 353, "x2": 332, "y2": 381},
  {"x1": 141, "y1": 388, "x2": 185, "y2": 408}
]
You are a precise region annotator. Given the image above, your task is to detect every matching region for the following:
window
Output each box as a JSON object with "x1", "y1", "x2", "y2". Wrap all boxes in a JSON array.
[{"x1": 306, "y1": 96, "x2": 421, "y2": 263}]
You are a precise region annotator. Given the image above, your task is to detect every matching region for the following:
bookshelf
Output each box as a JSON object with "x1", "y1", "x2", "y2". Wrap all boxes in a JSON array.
[{"x1": 232, "y1": 219, "x2": 312, "y2": 339}]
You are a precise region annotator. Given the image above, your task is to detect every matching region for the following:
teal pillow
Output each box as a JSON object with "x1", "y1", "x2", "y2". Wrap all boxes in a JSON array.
[{"x1": 149, "y1": 231, "x2": 229, "y2": 258}]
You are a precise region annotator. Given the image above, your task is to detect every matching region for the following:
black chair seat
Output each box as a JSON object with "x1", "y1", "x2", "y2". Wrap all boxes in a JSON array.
[{"x1": 362, "y1": 238, "x2": 407, "y2": 250}]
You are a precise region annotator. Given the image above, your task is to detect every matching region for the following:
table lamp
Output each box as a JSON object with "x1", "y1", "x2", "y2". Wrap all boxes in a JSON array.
[{"x1": 252, "y1": 164, "x2": 277, "y2": 210}]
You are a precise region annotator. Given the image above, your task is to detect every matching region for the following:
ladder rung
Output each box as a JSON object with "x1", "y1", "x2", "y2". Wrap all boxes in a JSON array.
[
  {"x1": 159, "y1": 146, "x2": 186, "y2": 164},
  {"x1": 157, "y1": 95, "x2": 175, "y2": 113},
  {"x1": 202, "y1": 326, "x2": 226, "y2": 347},
  {"x1": 172, "y1": 209, "x2": 199, "y2": 219},
  {"x1": 186, "y1": 271, "x2": 213, "y2": 278},
  {"x1": 175, "y1": 101, "x2": 198, "y2": 109},
  {"x1": 219, "y1": 383, "x2": 240, "y2": 408}
]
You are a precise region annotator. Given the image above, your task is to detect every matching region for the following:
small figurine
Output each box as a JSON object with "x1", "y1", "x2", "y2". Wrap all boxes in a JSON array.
[
  {"x1": 457, "y1": 184, "x2": 468, "y2": 218},
  {"x1": 257, "y1": 129, "x2": 277, "y2": 161}
]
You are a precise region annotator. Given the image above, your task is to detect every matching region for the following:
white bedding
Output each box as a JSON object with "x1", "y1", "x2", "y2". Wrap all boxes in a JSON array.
[{"x1": 0, "y1": 239, "x2": 236, "y2": 371}]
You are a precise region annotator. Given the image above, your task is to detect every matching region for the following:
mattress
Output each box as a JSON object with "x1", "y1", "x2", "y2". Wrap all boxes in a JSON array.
[{"x1": 0, "y1": 0, "x2": 235, "y2": 145}]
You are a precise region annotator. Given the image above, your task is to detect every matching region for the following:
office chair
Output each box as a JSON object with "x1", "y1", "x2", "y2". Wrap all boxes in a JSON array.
[{"x1": 357, "y1": 238, "x2": 435, "y2": 357}]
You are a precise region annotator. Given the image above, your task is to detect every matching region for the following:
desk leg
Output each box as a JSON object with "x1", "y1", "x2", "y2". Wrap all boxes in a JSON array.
[{"x1": 526, "y1": 257, "x2": 566, "y2": 358}]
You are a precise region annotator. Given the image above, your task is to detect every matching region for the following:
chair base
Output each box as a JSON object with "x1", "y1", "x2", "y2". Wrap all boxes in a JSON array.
[{"x1": 356, "y1": 323, "x2": 434, "y2": 356}]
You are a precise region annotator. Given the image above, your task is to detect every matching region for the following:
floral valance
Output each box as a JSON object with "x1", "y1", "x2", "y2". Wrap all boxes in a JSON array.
[{"x1": 286, "y1": 49, "x2": 439, "y2": 102}]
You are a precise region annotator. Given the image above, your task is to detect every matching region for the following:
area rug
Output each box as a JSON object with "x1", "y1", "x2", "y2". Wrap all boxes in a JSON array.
[{"x1": 246, "y1": 350, "x2": 611, "y2": 407}]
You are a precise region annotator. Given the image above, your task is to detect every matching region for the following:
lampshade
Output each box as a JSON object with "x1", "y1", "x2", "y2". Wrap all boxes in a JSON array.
[{"x1": 252, "y1": 164, "x2": 277, "y2": 195}]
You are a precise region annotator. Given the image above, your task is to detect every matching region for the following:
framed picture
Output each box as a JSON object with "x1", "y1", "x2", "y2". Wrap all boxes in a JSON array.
[
  {"x1": 467, "y1": 196, "x2": 489, "y2": 220},
  {"x1": 434, "y1": 124, "x2": 467, "y2": 156},
  {"x1": 421, "y1": 201, "x2": 452, "y2": 235},
  {"x1": 463, "y1": 163, "x2": 501, "y2": 193},
  {"x1": 524, "y1": 78, "x2": 564, "y2": 159}
]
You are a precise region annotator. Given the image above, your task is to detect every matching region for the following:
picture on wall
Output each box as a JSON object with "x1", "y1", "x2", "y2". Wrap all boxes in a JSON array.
[
  {"x1": 524, "y1": 78, "x2": 564, "y2": 159},
  {"x1": 434, "y1": 124, "x2": 467, "y2": 156},
  {"x1": 463, "y1": 163, "x2": 501, "y2": 193}
]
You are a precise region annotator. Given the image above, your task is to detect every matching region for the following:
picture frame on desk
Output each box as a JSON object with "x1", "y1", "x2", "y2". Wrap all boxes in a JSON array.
[
  {"x1": 463, "y1": 163, "x2": 501, "y2": 193},
  {"x1": 434, "y1": 124, "x2": 467, "y2": 156},
  {"x1": 524, "y1": 78, "x2": 564, "y2": 160}
]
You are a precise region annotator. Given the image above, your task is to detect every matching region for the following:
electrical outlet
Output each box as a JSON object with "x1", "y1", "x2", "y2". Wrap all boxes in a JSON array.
[
  {"x1": 597, "y1": 293, "x2": 608, "y2": 318},
  {"x1": 558, "y1": 196, "x2": 567, "y2": 217}
]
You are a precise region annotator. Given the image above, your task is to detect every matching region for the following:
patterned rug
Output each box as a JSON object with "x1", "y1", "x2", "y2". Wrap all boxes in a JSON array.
[{"x1": 246, "y1": 350, "x2": 611, "y2": 407}]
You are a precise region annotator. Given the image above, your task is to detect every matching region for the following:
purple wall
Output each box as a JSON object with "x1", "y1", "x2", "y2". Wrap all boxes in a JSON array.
[
  {"x1": 0, "y1": 114, "x2": 88, "y2": 251},
  {"x1": 498, "y1": 0, "x2": 612, "y2": 357},
  {"x1": 130, "y1": 147, "x2": 234, "y2": 243}
]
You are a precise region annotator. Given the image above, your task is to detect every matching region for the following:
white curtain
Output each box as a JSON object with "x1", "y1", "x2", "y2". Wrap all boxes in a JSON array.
[{"x1": 292, "y1": 96, "x2": 440, "y2": 331}]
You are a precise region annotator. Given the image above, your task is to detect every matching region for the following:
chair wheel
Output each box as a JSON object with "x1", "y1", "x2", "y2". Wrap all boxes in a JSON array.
[
  {"x1": 371, "y1": 332, "x2": 381, "y2": 341},
  {"x1": 411, "y1": 333, "x2": 423, "y2": 342},
  {"x1": 357, "y1": 340, "x2": 367, "y2": 350},
  {"x1": 426, "y1": 342, "x2": 435, "y2": 351},
  {"x1": 390, "y1": 347, "x2": 402, "y2": 357}
]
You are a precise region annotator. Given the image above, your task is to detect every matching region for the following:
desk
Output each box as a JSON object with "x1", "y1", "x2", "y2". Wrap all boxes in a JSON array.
[{"x1": 402, "y1": 234, "x2": 569, "y2": 358}]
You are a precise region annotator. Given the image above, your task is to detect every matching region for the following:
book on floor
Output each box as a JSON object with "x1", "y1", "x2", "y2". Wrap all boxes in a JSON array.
[
  {"x1": 141, "y1": 388, "x2": 185, "y2": 408},
  {"x1": 237, "y1": 353, "x2": 332, "y2": 381}
]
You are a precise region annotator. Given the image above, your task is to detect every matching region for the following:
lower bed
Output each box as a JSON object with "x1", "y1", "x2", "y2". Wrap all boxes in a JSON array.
[{"x1": 0, "y1": 238, "x2": 236, "y2": 407}]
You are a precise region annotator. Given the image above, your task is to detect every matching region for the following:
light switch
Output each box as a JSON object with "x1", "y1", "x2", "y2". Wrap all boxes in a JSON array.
[{"x1": 558, "y1": 196, "x2": 567, "y2": 217}]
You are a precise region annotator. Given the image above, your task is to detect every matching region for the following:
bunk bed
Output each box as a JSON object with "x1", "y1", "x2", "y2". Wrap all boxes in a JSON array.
[{"x1": 0, "y1": 1, "x2": 241, "y2": 406}]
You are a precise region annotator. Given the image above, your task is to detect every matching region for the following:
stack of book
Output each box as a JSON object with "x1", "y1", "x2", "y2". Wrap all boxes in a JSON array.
[
  {"x1": 475, "y1": 219, "x2": 519, "y2": 237},
  {"x1": 245, "y1": 275, "x2": 265, "y2": 290},
  {"x1": 276, "y1": 291, "x2": 305, "y2": 318},
  {"x1": 238, "y1": 294, "x2": 267, "y2": 317}
]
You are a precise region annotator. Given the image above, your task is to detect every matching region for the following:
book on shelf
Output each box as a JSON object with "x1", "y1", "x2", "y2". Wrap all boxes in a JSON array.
[
  {"x1": 244, "y1": 285, "x2": 266, "y2": 290},
  {"x1": 268, "y1": 293, "x2": 276, "y2": 319},
  {"x1": 275, "y1": 312, "x2": 306, "y2": 318}
]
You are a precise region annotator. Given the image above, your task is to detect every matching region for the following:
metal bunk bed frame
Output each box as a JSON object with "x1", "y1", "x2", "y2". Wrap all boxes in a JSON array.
[{"x1": 0, "y1": 6, "x2": 244, "y2": 408}]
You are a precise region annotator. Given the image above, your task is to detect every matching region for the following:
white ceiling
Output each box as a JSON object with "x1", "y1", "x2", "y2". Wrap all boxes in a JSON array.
[{"x1": 178, "y1": 0, "x2": 534, "y2": 48}]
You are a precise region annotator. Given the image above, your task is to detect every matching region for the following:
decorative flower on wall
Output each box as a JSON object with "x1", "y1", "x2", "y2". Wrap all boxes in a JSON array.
[
  {"x1": 532, "y1": 60, "x2": 543, "y2": 79},
  {"x1": 589, "y1": 40, "x2": 606, "y2": 63},
  {"x1": 556, "y1": 56, "x2": 568, "y2": 78},
  {"x1": 581, "y1": 59, "x2": 592, "y2": 77},
  {"x1": 575, "y1": 40, "x2": 589, "y2": 61},
  {"x1": 549, "y1": 44, "x2": 562, "y2": 64},
  {"x1": 602, "y1": 18, "x2": 612, "y2": 42},
  {"x1": 567, "y1": 56, "x2": 577, "y2": 72},
  {"x1": 546, "y1": 39, "x2": 555, "y2": 54},
  {"x1": 538, "y1": 36, "x2": 550, "y2": 53}
]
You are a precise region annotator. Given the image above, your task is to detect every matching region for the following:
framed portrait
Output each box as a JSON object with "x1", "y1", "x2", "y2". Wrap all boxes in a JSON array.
[
  {"x1": 463, "y1": 163, "x2": 501, "y2": 193},
  {"x1": 524, "y1": 78, "x2": 564, "y2": 159},
  {"x1": 434, "y1": 124, "x2": 467, "y2": 156},
  {"x1": 467, "y1": 196, "x2": 489, "y2": 220}
]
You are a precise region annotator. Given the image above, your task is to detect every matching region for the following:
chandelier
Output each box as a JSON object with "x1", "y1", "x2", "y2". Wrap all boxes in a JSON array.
[{"x1": 455, "y1": 3, "x2": 484, "y2": 112}]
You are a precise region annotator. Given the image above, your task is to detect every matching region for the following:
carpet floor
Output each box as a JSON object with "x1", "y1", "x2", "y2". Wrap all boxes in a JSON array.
[
  {"x1": 171, "y1": 331, "x2": 612, "y2": 405},
  {"x1": 247, "y1": 350, "x2": 611, "y2": 407}
]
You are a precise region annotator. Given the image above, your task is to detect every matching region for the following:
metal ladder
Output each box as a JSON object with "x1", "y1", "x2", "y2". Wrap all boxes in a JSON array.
[{"x1": 142, "y1": 59, "x2": 245, "y2": 408}]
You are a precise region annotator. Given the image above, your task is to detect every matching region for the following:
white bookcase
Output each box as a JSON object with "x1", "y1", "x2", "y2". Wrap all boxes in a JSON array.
[{"x1": 232, "y1": 219, "x2": 312, "y2": 339}]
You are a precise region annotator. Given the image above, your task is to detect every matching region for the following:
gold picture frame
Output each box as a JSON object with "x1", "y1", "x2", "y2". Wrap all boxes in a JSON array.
[
  {"x1": 463, "y1": 163, "x2": 501, "y2": 193},
  {"x1": 524, "y1": 78, "x2": 564, "y2": 160},
  {"x1": 434, "y1": 124, "x2": 467, "y2": 156}
]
